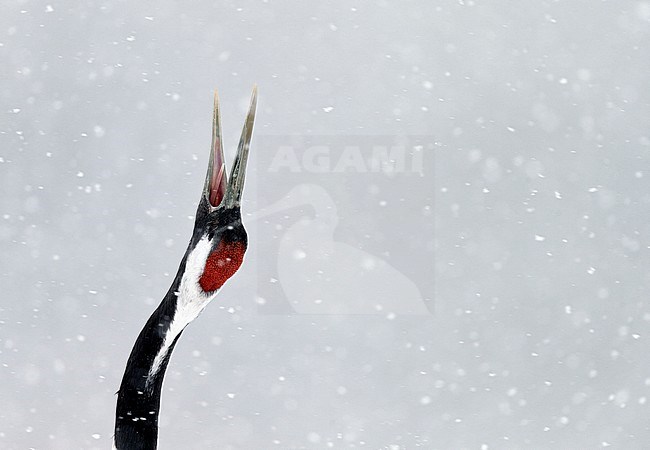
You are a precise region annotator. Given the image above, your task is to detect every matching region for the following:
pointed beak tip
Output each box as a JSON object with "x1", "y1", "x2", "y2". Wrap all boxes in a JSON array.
[{"x1": 251, "y1": 85, "x2": 258, "y2": 106}]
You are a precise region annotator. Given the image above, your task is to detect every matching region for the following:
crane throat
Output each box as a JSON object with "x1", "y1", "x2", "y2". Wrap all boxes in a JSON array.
[
  {"x1": 146, "y1": 236, "x2": 245, "y2": 386},
  {"x1": 199, "y1": 240, "x2": 246, "y2": 292}
]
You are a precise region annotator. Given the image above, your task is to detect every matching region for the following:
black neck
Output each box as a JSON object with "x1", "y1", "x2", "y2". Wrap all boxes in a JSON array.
[
  {"x1": 114, "y1": 291, "x2": 181, "y2": 449},
  {"x1": 114, "y1": 221, "x2": 209, "y2": 449},
  {"x1": 114, "y1": 251, "x2": 192, "y2": 450}
]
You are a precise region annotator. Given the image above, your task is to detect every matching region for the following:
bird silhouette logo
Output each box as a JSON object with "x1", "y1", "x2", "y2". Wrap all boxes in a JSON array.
[{"x1": 250, "y1": 137, "x2": 433, "y2": 316}]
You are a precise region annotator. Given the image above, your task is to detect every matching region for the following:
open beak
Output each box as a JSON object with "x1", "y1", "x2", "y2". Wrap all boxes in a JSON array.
[{"x1": 203, "y1": 86, "x2": 258, "y2": 210}]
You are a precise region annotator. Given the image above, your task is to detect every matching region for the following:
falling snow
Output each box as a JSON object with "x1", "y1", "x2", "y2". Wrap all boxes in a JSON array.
[{"x1": 1, "y1": 1, "x2": 650, "y2": 449}]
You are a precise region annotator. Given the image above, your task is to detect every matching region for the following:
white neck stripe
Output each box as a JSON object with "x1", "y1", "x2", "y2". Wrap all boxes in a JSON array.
[{"x1": 147, "y1": 237, "x2": 216, "y2": 385}]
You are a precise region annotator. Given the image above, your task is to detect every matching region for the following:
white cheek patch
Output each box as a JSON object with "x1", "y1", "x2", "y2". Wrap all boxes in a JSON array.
[{"x1": 147, "y1": 237, "x2": 217, "y2": 385}]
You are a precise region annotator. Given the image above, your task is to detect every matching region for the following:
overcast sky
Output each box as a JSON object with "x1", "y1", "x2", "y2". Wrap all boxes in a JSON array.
[{"x1": 2, "y1": 1, "x2": 650, "y2": 449}]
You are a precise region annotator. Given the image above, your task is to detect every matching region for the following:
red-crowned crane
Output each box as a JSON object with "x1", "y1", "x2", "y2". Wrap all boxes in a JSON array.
[{"x1": 114, "y1": 88, "x2": 257, "y2": 450}]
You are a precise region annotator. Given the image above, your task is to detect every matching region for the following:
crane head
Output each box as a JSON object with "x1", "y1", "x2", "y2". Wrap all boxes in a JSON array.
[{"x1": 191, "y1": 87, "x2": 257, "y2": 294}]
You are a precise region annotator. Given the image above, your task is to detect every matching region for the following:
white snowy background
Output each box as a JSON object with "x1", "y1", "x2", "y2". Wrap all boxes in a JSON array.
[{"x1": 2, "y1": 1, "x2": 650, "y2": 449}]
